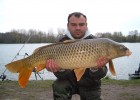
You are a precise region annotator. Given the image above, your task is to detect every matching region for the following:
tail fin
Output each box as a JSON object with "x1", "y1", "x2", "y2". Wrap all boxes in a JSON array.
[
  {"x1": 5, "y1": 59, "x2": 33, "y2": 88},
  {"x1": 18, "y1": 67, "x2": 32, "y2": 88},
  {"x1": 5, "y1": 59, "x2": 24, "y2": 73}
]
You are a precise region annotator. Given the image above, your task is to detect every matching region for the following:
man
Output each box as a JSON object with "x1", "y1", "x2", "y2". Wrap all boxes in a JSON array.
[{"x1": 46, "y1": 12, "x2": 108, "y2": 100}]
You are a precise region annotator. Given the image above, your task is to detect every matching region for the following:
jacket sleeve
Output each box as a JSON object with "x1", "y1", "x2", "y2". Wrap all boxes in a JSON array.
[{"x1": 88, "y1": 66, "x2": 108, "y2": 80}]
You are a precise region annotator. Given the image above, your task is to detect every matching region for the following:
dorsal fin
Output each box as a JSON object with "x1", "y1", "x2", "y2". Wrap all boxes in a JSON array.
[
  {"x1": 33, "y1": 39, "x2": 81, "y2": 54},
  {"x1": 63, "y1": 40, "x2": 77, "y2": 44},
  {"x1": 33, "y1": 47, "x2": 41, "y2": 54}
]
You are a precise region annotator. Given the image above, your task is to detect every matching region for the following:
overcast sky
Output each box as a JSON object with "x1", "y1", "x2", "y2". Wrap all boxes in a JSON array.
[{"x1": 0, "y1": 0, "x2": 140, "y2": 35}]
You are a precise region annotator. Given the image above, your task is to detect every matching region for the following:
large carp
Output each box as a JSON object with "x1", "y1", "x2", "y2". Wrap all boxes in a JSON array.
[{"x1": 5, "y1": 38, "x2": 132, "y2": 88}]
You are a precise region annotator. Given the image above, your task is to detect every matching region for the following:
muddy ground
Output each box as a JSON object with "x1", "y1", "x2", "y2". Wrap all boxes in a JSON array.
[{"x1": 0, "y1": 79, "x2": 140, "y2": 100}]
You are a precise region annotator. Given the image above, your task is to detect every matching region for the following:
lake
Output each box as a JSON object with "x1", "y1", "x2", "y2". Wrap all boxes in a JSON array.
[{"x1": 0, "y1": 43, "x2": 140, "y2": 81}]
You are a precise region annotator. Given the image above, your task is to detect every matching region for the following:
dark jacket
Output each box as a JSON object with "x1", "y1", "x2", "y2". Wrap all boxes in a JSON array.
[{"x1": 54, "y1": 34, "x2": 108, "y2": 89}]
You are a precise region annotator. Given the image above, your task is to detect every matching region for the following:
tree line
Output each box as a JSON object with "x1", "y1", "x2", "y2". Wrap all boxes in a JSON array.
[
  {"x1": 96, "y1": 30, "x2": 140, "y2": 42},
  {"x1": 0, "y1": 29, "x2": 140, "y2": 43},
  {"x1": 0, "y1": 29, "x2": 65, "y2": 43}
]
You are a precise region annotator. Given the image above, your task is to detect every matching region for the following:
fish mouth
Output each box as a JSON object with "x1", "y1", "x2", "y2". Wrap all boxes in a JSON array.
[{"x1": 126, "y1": 50, "x2": 132, "y2": 56}]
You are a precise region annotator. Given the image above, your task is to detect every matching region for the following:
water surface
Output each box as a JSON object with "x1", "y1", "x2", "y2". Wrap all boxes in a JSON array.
[{"x1": 0, "y1": 43, "x2": 140, "y2": 80}]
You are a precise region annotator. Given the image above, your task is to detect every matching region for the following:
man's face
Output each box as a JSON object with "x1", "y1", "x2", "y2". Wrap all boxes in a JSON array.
[{"x1": 67, "y1": 15, "x2": 87, "y2": 39}]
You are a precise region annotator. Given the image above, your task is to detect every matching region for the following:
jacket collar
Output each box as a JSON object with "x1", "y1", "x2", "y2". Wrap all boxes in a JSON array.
[{"x1": 65, "y1": 29, "x2": 91, "y2": 40}]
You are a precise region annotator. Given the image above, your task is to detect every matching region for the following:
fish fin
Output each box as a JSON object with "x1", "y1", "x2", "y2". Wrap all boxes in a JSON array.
[
  {"x1": 33, "y1": 47, "x2": 41, "y2": 54},
  {"x1": 62, "y1": 39, "x2": 82, "y2": 44},
  {"x1": 109, "y1": 60, "x2": 116, "y2": 76},
  {"x1": 36, "y1": 64, "x2": 46, "y2": 72},
  {"x1": 63, "y1": 40, "x2": 76, "y2": 43},
  {"x1": 18, "y1": 67, "x2": 33, "y2": 88},
  {"x1": 5, "y1": 59, "x2": 24, "y2": 73},
  {"x1": 74, "y1": 68, "x2": 86, "y2": 81},
  {"x1": 5, "y1": 59, "x2": 33, "y2": 88}
]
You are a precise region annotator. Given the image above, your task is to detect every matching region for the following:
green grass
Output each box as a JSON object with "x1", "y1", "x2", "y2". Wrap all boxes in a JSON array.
[
  {"x1": 102, "y1": 78, "x2": 140, "y2": 87},
  {"x1": 1, "y1": 79, "x2": 140, "y2": 89},
  {"x1": 0, "y1": 80, "x2": 54, "y2": 87}
]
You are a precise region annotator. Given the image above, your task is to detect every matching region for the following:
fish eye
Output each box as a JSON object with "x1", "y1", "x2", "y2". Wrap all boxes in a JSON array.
[
  {"x1": 119, "y1": 45, "x2": 128, "y2": 50},
  {"x1": 119, "y1": 45, "x2": 124, "y2": 50}
]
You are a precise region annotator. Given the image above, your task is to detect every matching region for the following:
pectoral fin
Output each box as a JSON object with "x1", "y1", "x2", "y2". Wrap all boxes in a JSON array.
[
  {"x1": 109, "y1": 60, "x2": 116, "y2": 76},
  {"x1": 74, "y1": 68, "x2": 86, "y2": 81}
]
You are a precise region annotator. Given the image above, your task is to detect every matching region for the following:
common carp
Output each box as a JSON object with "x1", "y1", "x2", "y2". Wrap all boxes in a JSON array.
[{"x1": 5, "y1": 38, "x2": 132, "y2": 88}]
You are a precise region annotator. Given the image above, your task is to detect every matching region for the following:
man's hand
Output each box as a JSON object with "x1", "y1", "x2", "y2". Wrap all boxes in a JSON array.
[
  {"x1": 97, "y1": 57, "x2": 109, "y2": 68},
  {"x1": 90, "y1": 57, "x2": 109, "y2": 72},
  {"x1": 46, "y1": 59, "x2": 61, "y2": 72}
]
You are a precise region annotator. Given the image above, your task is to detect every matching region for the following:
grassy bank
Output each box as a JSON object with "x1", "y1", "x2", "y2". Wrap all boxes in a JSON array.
[
  {"x1": 0, "y1": 79, "x2": 140, "y2": 100},
  {"x1": 0, "y1": 80, "x2": 54, "y2": 100},
  {"x1": 102, "y1": 78, "x2": 140, "y2": 86}
]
